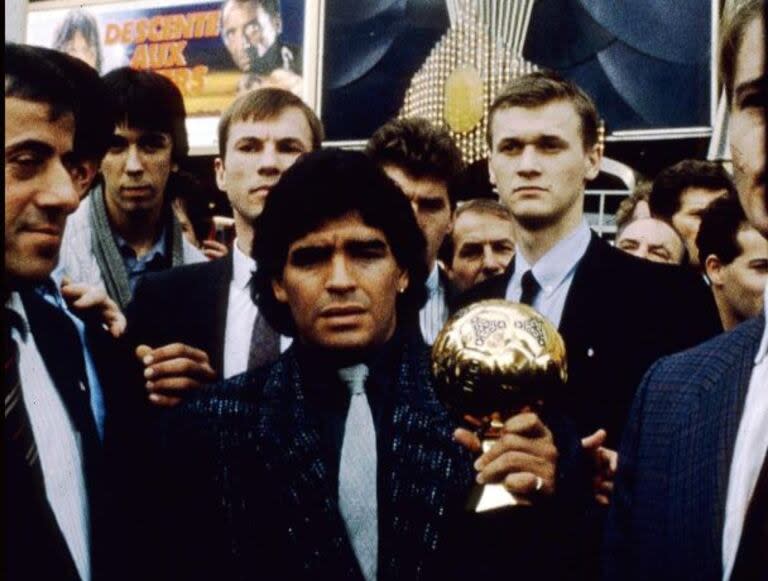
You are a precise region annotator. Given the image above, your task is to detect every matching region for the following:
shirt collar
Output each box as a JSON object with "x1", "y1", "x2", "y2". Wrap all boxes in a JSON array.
[
  {"x1": 425, "y1": 264, "x2": 441, "y2": 297},
  {"x1": 755, "y1": 283, "x2": 768, "y2": 365},
  {"x1": 514, "y1": 220, "x2": 591, "y2": 295},
  {"x1": 232, "y1": 237, "x2": 257, "y2": 291},
  {"x1": 114, "y1": 229, "x2": 167, "y2": 261}
]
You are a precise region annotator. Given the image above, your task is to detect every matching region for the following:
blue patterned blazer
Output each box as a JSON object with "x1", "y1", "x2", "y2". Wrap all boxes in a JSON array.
[
  {"x1": 150, "y1": 331, "x2": 591, "y2": 580},
  {"x1": 603, "y1": 315, "x2": 765, "y2": 580}
]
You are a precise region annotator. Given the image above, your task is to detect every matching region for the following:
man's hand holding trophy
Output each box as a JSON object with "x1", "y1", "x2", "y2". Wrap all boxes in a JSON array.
[{"x1": 432, "y1": 300, "x2": 568, "y2": 511}]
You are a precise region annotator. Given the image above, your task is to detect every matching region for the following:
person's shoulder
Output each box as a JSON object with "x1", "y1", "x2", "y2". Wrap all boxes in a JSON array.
[
  {"x1": 178, "y1": 363, "x2": 274, "y2": 423},
  {"x1": 644, "y1": 315, "x2": 764, "y2": 391},
  {"x1": 140, "y1": 255, "x2": 230, "y2": 292}
]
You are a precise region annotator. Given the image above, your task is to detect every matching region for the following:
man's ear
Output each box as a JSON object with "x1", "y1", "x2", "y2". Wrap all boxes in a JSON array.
[
  {"x1": 584, "y1": 142, "x2": 602, "y2": 181},
  {"x1": 72, "y1": 160, "x2": 99, "y2": 198},
  {"x1": 272, "y1": 278, "x2": 288, "y2": 304},
  {"x1": 704, "y1": 254, "x2": 724, "y2": 287},
  {"x1": 214, "y1": 157, "x2": 227, "y2": 192},
  {"x1": 397, "y1": 269, "x2": 410, "y2": 294}
]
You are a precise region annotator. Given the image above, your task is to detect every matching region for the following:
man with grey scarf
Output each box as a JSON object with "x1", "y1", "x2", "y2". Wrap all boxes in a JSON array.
[{"x1": 58, "y1": 67, "x2": 205, "y2": 312}]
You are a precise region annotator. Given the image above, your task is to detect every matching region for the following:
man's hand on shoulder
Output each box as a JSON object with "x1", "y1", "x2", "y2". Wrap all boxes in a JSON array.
[
  {"x1": 136, "y1": 343, "x2": 216, "y2": 407},
  {"x1": 60, "y1": 277, "x2": 127, "y2": 338},
  {"x1": 454, "y1": 411, "x2": 558, "y2": 505}
]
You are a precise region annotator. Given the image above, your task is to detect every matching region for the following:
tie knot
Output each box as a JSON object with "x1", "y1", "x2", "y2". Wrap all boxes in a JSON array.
[
  {"x1": 520, "y1": 270, "x2": 541, "y2": 306},
  {"x1": 338, "y1": 364, "x2": 369, "y2": 395}
]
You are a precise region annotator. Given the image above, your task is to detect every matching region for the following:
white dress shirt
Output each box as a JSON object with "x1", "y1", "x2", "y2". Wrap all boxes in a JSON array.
[
  {"x1": 505, "y1": 220, "x2": 591, "y2": 328},
  {"x1": 7, "y1": 293, "x2": 91, "y2": 581},
  {"x1": 722, "y1": 283, "x2": 768, "y2": 580},
  {"x1": 223, "y1": 239, "x2": 290, "y2": 378},
  {"x1": 419, "y1": 264, "x2": 449, "y2": 345}
]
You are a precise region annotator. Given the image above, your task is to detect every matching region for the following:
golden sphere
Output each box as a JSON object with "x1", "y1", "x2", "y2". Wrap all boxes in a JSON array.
[{"x1": 431, "y1": 300, "x2": 567, "y2": 417}]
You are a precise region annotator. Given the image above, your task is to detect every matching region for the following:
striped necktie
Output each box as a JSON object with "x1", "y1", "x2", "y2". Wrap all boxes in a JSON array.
[{"x1": 4, "y1": 308, "x2": 39, "y2": 469}]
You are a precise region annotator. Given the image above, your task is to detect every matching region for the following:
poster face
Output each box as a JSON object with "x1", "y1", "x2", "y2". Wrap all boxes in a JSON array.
[{"x1": 26, "y1": 0, "x2": 312, "y2": 153}]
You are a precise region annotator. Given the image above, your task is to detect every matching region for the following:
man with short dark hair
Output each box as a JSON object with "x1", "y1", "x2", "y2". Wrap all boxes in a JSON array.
[
  {"x1": 126, "y1": 88, "x2": 323, "y2": 406},
  {"x1": 697, "y1": 195, "x2": 768, "y2": 331},
  {"x1": 220, "y1": 0, "x2": 302, "y2": 93},
  {"x1": 58, "y1": 68, "x2": 205, "y2": 312},
  {"x1": 459, "y1": 70, "x2": 720, "y2": 447},
  {"x1": 4, "y1": 43, "x2": 146, "y2": 581},
  {"x1": 444, "y1": 199, "x2": 515, "y2": 293},
  {"x1": 604, "y1": 1, "x2": 768, "y2": 578},
  {"x1": 366, "y1": 117, "x2": 464, "y2": 343},
  {"x1": 649, "y1": 159, "x2": 737, "y2": 267},
  {"x1": 151, "y1": 148, "x2": 590, "y2": 580}
]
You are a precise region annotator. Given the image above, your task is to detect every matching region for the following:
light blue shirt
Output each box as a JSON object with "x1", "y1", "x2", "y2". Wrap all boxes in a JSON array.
[
  {"x1": 419, "y1": 265, "x2": 448, "y2": 344},
  {"x1": 41, "y1": 275, "x2": 106, "y2": 440},
  {"x1": 505, "y1": 220, "x2": 592, "y2": 329},
  {"x1": 114, "y1": 230, "x2": 168, "y2": 293}
]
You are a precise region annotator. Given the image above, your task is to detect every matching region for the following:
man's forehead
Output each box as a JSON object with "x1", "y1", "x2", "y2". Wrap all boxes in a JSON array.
[
  {"x1": 5, "y1": 97, "x2": 75, "y2": 144},
  {"x1": 290, "y1": 216, "x2": 388, "y2": 248},
  {"x1": 733, "y1": 16, "x2": 766, "y2": 95},
  {"x1": 230, "y1": 109, "x2": 312, "y2": 141},
  {"x1": 491, "y1": 100, "x2": 580, "y2": 139}
]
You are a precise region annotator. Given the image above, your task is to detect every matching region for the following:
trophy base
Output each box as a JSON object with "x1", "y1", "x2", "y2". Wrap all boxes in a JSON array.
[{"x1": 466, "y1": 482, "x2": 518, "y2": 513}]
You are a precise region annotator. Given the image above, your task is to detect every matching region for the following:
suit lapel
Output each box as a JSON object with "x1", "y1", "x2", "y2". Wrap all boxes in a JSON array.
[
  {"x1": 379, "y1": 338, "x2": 475, "y2": 580},
  {"x1": 257, "y1": 353, "x2": 364, "y2": 579}
]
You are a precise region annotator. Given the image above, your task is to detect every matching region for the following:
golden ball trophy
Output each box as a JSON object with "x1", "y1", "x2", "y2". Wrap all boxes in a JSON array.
[{"x1": 431, "y1": 299, "x2": 567, "y2": 512}]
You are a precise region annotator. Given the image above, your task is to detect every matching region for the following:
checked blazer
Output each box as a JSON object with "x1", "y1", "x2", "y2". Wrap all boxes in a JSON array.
[{"x1": 603, "y1": 315, "x2": 765, "y2": 580}]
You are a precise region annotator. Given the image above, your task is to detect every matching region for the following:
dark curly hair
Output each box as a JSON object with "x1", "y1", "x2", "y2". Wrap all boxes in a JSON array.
[
  {"x1": 251, "y1": 148, "x2": 428, "y2": 337},
  {"x1": 366, "y1": 117, "x2": 464, "y2": 210},
  {"x1": 696, "y1": 194, "x2": 748, "y2": 266}
]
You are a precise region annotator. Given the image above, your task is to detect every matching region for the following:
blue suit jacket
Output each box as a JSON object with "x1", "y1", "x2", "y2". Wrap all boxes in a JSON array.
[{"x1": 603, "y1": 315, "x2": 765, "y2": 580}]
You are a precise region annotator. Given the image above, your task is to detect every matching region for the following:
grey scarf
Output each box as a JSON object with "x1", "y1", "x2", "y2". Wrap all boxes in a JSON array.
[{"x1": 89, "y1": 184, "x2": 185, "y2": 310}]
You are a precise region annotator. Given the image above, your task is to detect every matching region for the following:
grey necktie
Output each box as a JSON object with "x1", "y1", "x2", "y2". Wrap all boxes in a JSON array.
[
  {"x1": 247, "y1": 311, "x2": 280, "y2": 370},
  {"x1": 338, "y1": 364, "x2": 378, "y2": 581}
]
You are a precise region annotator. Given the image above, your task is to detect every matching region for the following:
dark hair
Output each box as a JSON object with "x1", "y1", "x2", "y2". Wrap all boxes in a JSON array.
[
  {"x1": 101, "y1": 68, "x2": 189, "y2": 164},
  {"x1": 52, "y1": 9, "x2": 103, "y2": 73},
  {"x1": 217, "y1": 87, "x2": 324, "y2": 159},
  {"x1": 615, "y1": 181, "x2": 652, "y2": 235},
  {"x1": 44, "y1": 50, "x2": 115, "y2": 165},
  {"x1": 251, "y1": 149, "x2": 429, "y2": 337},
  {"x1": 649, "y1": 159, "x2": 737, "y2": 221},
  {"x1": 169, "y1": 171, "x2": 214, "y2": 243},
  {"x1": 440, "y1": 199, "x2": 515, "y2": 265},
  {"x1": 720, "y1": 0, "x2": 765, "y2": 104},
  {"x1": 366, "y1": 117, "x2": 465, "y2": 210},
  {"x1": 5, "y1": 43, "x2": 79, "y2": 122},
  {"x1": 696, "y1": 194, "x2": 749, "y2": 266},
  {"x1": 221, "y1": 0, "x2": 281, "y2": 20},
  {"x1": 488, "y1": 70, "x2": 600, "y2": 150}
]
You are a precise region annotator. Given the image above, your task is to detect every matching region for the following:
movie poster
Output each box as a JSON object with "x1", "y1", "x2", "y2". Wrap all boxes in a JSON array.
[{"x1": 27, "y1": 0, "x2": 315, "y2": 153}]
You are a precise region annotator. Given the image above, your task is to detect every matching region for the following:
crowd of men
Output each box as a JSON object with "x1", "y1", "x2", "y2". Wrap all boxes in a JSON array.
[{"x1": 4, "y1": 0, "x2": 766, "y2": 579}]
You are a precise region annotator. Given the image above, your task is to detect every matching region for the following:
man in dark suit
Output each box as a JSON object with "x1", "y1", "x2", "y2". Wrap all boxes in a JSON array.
[
  {"x1": 152, "y1": 149, "x2": 591, "y2": 580},
  {"x1": 604, "y1": 1, "x2": 768, "y2": 578},
  {"x1": 125, "y1": 88, "x2": 323, "y2": 406},
  {"x1": 456, "y1": 71, "x2": 721, "y2": 449},
  {"x1": 4, "y1": 44, "x2": 146, "y2": 581}
]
